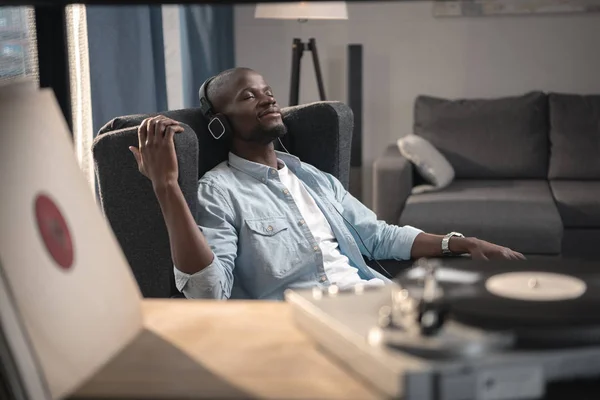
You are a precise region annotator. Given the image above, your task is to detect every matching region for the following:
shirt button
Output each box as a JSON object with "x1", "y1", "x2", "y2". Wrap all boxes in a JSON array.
[
  {"x1": 283, "y1": 189, "x2": 289, "y2": 195},
  {"x1": 320, "y1": 276, "x2": 327, "y2": 282},
  {"x1": 313, "y1": 245, "x2": 319, "y2": 251},
  {"x1": 270, "y1": 169, "x2": 276, "y2": 175},
  {"x1": 261, "y1": 178, "x2": 266, "y2": 183},
  {"x1": 267, "y1": 225, "x2": 273, "y2": 231},
  {"x1": 299, "y1": 219, "x2": 305, "y2": 225}
]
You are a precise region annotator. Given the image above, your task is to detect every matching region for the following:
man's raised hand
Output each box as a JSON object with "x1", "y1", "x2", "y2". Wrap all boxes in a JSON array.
[{"x1": 129, "y1": 116, "x2": 184, "y2": 188}]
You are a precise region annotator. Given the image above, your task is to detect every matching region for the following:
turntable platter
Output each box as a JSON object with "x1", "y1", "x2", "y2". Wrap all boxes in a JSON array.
[{"x1": 485, "y1": 271, "x2": 586, "y2": 301}]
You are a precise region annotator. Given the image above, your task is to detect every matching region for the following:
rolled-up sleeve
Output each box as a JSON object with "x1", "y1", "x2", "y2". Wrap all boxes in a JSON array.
[{"x1": 175, "y1": 181, "x2": 237, "y2": 299}]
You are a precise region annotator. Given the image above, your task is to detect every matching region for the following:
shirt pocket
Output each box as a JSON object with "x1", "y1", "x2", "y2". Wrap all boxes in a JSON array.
[{"x1": 244, "y1": 216, "x2": 300, "y2": 278}]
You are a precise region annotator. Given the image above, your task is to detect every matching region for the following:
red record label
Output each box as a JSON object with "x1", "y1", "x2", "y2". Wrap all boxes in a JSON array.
[{"x1": 34, "y1": 194, "x2": 74, "y2": 270}]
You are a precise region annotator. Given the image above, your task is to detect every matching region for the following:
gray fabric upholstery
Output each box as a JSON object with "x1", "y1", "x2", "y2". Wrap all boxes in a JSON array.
[
  {"x1": 562, "y1": 229, "x2": 600, "y2": 260},
  {"x1": 99, "y1": 101, "x2": 353, "y2": 189},
  {"x1": 399, "y1": 180, "x2": 563, "y2": 255},
  {"x1": 92, "y1": 124, "x2": 199, "y2": 298},
  {"x1": 550, "y1": 181, "x2": 600, "y2": 228},
  {"x1": 93, "y1": 101, "x2": 354, "y2": 298},
  {"x1": 548, "y1": 93, "x2": 600, "y2": 180},
  {"x1": 373, "y1": 145, "x2": 413, "y2": 225},
  {"x1": 414, "y1": 92, "x2": 549, "y2": 179},
  {"x1": 99, "y1": 107, "x2": 227, "y2": 182}
]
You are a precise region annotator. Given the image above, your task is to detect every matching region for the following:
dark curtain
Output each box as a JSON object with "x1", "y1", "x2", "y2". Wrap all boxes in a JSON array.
[
  {"x1": 179, "y1": 5, "x2": 235, "y2": 108},
  {"x1": 86, "y1": 5, "x2": 168, "y2": 135}
]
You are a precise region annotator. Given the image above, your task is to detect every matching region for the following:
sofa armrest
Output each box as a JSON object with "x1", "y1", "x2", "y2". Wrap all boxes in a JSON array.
[{"x1": 373, "y1": 145, "x2": 413, "y2": 225}]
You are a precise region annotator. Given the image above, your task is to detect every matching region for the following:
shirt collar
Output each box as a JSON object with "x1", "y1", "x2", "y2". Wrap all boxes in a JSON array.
[{"x1": 228, "y1": 150, "x2": 302, "y2": 182}]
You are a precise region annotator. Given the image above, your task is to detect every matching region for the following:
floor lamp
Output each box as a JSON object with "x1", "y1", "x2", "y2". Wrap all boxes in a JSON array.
[{"x1": 255, "y1": 2, "x2": 348, "y2": 106}]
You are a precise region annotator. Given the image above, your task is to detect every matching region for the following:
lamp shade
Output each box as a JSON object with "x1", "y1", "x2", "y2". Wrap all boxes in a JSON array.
[{"x1": 255, "y1": 2, "x2": 348, "y2": 20}]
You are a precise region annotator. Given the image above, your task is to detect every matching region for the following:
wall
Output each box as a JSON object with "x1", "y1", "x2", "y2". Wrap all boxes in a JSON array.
[{"x1": 234, "y1": 1, "x2": 600, "y2": 207}]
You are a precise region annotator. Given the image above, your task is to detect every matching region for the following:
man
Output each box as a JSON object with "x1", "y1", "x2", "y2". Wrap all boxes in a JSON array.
[{"x1": 129, "y1": 67, "x2": 524, "y2": 300}]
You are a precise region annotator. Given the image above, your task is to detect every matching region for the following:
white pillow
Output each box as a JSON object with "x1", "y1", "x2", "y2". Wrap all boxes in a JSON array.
[{"x1": 396, "y1": 134, "x2": 455, "y2": 194}]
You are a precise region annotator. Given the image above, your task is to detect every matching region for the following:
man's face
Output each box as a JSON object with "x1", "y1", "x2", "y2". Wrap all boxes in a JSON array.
[{"x1": 220, "y1": 70, "x2": 287, "y2": 144}]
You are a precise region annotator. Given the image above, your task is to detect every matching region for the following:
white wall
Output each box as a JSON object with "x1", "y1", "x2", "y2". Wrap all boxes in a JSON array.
[{"x1": 234, "y1": 1, "x2": 600, "y2": 207}]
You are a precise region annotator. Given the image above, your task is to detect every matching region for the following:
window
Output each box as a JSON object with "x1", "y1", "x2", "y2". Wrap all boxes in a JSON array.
[
  {"x1": 0, "y1": 6, "x2": 38, "y2": 83},
  {"x1": 0, "y1": 6, "x2": 95, "y2": 194}
]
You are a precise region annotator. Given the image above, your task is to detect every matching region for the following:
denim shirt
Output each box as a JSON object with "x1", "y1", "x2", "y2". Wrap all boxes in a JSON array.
[{"x1": 174, "y1": 151, "x2": 423, "y2": 300}]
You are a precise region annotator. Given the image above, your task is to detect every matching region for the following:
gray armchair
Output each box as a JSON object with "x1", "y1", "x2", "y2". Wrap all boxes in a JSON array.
[{"x1": 92, "y1": 101, "x2": 354, "y2": 298}]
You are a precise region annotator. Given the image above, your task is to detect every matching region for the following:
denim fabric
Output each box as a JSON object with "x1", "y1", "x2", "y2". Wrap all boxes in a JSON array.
[{"x1": 175, "y1": 151, "x2": 423, "y2": 300}]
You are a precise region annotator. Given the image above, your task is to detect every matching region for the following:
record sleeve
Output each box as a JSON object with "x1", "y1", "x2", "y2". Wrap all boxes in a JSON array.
[{"x1": 0, "y1": 86, "x2": 144, "y2": 399}]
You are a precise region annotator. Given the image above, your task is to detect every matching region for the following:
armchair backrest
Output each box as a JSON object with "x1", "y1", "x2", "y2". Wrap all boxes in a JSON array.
[{"x1": 93, "y1": 101, "x2": 354, "y2": 298}]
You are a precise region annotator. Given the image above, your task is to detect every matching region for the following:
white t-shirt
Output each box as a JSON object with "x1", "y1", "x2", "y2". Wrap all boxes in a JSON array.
[{"x1": 277, "y1": 161, "x2": 385, "y2": 290}]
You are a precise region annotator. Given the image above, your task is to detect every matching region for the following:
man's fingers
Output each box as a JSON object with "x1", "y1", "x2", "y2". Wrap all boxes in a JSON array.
[
  {"x1": 129, "y1": 146, "x2": 141, "y2": 165},
  {"x1": 155, "y1": 117, "x2": 169, "y2": 141},
  {"x1": 161, "y1": 121, "x2": 183, "y2": 142},
  {"x1": 165, "y1": 125, "x2": 177, "y2": 143},
  {"x1": 515, "y1": 251, "x2": 527, "y2": 260},
  {"x1": 138, "y1": 118, "x2": 150, "y2": 147},
  {"x1": 146, "y1": 117, "x2": 160, "y2": 145}
]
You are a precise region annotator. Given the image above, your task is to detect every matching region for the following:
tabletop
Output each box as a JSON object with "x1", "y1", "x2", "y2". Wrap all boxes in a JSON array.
[{"x1": 70, "y1": 299, "x2": 382, "y2": 399}]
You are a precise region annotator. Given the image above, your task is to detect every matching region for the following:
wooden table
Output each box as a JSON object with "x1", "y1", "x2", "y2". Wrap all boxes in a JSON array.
[{"x1": 71, "y1": 300, "x2": 382, "y2": 399}]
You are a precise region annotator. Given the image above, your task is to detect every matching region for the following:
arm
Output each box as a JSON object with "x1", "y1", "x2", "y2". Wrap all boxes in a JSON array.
[
  {"x1": 129, "y1": 116, "x2": 213, "y2": 274},
  {"x1": 324, "y1": 172, "x2": 421, "y2": 261},
  {"x1": 410, "y1": 233, "x2": 474, "y2": 259},
  {"x1": 173, "y1": 182, "x2": 238, "y2": 299},
  {"x1": 410, "y1": 233, "x2": 525, "y2": 260},
  {"x1": 325, "y1": 173, "x2": 525, "y2": 261},
  {"x1": 129, "y1": 116, "x2": 237, "y2": 298},
  {"x1": 153, "y1": 181, "x2": 213, "y2": 274}
]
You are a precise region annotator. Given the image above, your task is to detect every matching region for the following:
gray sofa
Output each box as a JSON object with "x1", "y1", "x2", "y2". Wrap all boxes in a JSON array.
[{"x1": 373, "y1": 91, "x2": 600, "y2": 260}]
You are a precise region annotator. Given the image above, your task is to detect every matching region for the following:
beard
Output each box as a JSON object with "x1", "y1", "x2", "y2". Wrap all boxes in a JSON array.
[{"x1": 247, "y1": 122, "x2": 288, "y2": 144}]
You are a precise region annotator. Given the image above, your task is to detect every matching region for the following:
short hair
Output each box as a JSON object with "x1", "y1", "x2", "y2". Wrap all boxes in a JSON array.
[{"x1": 206, "y1": 67, "x2": 254, "y2": 112}]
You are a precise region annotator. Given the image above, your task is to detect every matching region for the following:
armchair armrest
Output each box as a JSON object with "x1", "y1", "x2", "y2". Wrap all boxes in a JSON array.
[
  {"x1": 92, "y1": 123, "x2": 199, "y2": 298},
  {"x1": 373, "y1": 145, "x2": 413, "y2": 225}
]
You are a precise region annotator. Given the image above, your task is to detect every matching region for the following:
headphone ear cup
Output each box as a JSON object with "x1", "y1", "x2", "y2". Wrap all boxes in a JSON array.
[{"x1": 207, "y1": 114, "x2": 232, "y2": 140}]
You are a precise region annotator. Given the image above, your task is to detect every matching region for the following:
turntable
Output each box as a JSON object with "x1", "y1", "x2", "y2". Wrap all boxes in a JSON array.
[{"x1": 284, "y1": 259, "x2": 600, "y2": 399}]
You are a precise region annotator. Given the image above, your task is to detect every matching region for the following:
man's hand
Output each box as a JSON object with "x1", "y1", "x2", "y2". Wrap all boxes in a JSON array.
[
  {"x1": 129, "y1": 116, "x2": 184, "y2": 189},
  {"x1": 411, "y1": 233, "x2": 527, "y2": 261},
  {"x1": 461, "y1": 238, "x2": 526, "y2": 261}
]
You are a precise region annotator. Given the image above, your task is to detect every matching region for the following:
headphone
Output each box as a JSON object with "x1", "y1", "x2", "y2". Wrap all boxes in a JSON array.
[{"x1": 198, "y1": 76, "x2": 233, "y2": 140}]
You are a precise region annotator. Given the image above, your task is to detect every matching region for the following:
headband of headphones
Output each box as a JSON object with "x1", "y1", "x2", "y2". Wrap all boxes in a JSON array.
[{"x1": 198, "y1": 76, "x2": 215, "y2": 118}]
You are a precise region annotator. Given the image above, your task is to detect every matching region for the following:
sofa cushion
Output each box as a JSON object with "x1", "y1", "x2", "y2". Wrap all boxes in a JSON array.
[
  {"x1": 549, "y1": 181, "x2": 600, "y2": 228},
  {"x1": 414, "y1": 92, "x2": 549, "y2": 179},
  {"x1": 548, "y1": 93, "x2": 600, "y2": 180},
  {"x1": 396, "y1": 134, "x2": 455, "y2": 194},
  {"x1": 399, "y1": 180, "x2": 563, "y2": 255}
]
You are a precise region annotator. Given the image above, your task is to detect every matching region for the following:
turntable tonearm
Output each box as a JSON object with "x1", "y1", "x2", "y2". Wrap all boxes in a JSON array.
[{"x1": 284, "y1": 259, "x2": 600, "y2": 400}]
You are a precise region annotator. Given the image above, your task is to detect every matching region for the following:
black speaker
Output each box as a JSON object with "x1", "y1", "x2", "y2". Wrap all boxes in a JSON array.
[{"x1": 348, "y1": 44, "x2": 363, "y2": 199}]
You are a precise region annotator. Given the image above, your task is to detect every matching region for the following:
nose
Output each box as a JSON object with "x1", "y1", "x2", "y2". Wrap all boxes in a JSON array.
[{"x1": 258, "y1": 93, "x2": 276, "y2": 106}]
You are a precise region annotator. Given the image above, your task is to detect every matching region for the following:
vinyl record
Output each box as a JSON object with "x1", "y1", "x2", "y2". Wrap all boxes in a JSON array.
[
  {"x1": 397, "y1": 260, "x2": 600, "y2": 346},
  {"x1": 447, "y1": 261, "x2": 600, "y2": 330}
]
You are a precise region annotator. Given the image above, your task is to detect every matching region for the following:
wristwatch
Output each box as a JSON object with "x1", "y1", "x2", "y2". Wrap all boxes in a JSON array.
[{"x1": 442, "y1": 232, "x2": 464, "y2": 256}]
